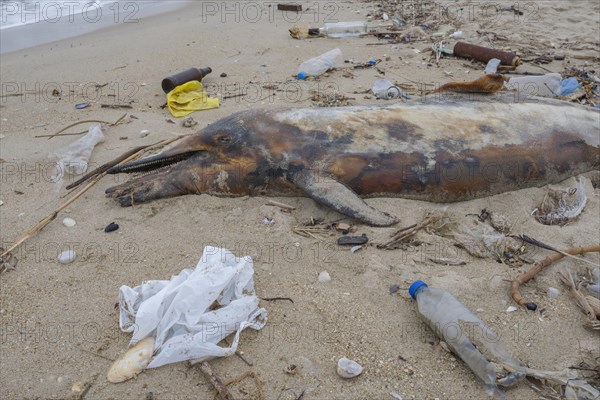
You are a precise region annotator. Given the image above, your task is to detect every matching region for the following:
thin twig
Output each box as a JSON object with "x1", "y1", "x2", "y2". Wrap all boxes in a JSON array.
[
  {"x1": 515, "y1": 235, "x2": 600, "y2": 267},
  {"x1": 378, "y1": 215, "x2": 441, "y2": 249},
  {"x1": 510, "y1": 244, "x2": 600, "y2": 309},
  {"x1": 198, "y1": 361, "x2": 235, "y2": 400},
  {"x1": 261, "y1": 297, "x2": 294, "y2": 303},
  {"x1": 224, "y1": 371, "x2": 264, "y2": 400},
  {"x1": 266, "y1": 200, "x2": 296, "y2": 211},
  {"x1": 65, "y1": 146, "x2": 146, "y2": 190},
  {"x1": 44, "y1": 113, "x2": 127, "y2": 140},
  {"x1": 1, "y1": 134, "x2": 189, "y2": 259}
]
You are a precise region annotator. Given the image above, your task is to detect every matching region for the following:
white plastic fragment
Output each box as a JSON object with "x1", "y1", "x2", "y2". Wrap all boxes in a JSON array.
[
  {"x1": 58, "y1": 250, "x2": 76, "y2": 264},
  {"x1": 116, "y1": 246, "x2": 267, "y2": 371},
  {"x1": 337, "y1": 357, "x2": 363, "y2": 378},
  {"x1": 506, "y1": 306, "x2": 518, "y2": 313},
  {"x1": 350, "y1": 245, "x2": 362, "y2": 253}
]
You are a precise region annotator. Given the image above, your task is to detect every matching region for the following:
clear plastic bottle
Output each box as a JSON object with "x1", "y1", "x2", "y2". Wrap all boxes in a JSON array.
[
  {"x1": 297, "y1": 48, "x2": 344, "y2": 80},
  {"x1": 309, "y1": 21, "x2": 368, "y2": 38},
  {"x1": 372, "y1": 79, "x2": 403, "y2": 100},
  {"x1": 409, "y1": 280, "x2": 526, "y2": 399}
]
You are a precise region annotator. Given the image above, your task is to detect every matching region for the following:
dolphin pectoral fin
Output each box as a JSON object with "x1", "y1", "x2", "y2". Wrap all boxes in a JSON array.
[{"x1": 288, "y1": 169, "x2": 399, "y2": 226}]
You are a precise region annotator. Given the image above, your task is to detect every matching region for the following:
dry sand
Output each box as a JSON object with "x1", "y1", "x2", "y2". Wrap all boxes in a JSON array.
[{"x1": 1, "y1": 1, "x2": 599, "y2": 399}]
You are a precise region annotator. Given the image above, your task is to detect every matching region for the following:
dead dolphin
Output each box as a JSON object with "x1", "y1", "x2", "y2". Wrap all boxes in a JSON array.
[{"x1": 106, "y1": 95, "x2": 599, "y2": 226}]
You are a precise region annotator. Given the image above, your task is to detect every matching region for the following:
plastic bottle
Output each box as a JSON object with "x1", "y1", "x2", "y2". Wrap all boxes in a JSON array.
[
  {"x1": 309, "y1": 21, "x2": 368, "y2": 38},
  {"x1": 409, "y1": 280, "x2": 526, "y2": 399},
  {"x1": 505, "y1": 73, "x2": 562, "y2": 97},
  {"x1": 161, "y1": 67, "x2": 212, "y2": 93},
  {"x1": 372, "y1": 79, "x2": 402, "y2": 100},
  {"x1": 297, "y1": 48, "x2": 344, "y2": 80}
]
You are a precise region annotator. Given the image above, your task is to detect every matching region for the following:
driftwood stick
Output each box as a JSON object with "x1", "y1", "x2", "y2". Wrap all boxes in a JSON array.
[
  {"x1": 65, "y1": 146, "x2": 146, "y2": 190},
  {"x1": 1, "y1": 134, "x2": 189, "y2": 259},
  {"x1": 266, "y1": 200, "x2": 296, "y2": 211},
  {"x1": 510, "y1": 244, "x2": 600, "y2": 308},
  {"x1": 199, "y1": 361, "x2": 235, "y2": 400}
]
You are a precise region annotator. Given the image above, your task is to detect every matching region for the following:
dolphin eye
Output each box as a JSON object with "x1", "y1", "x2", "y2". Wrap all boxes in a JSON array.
[{"x1": 215, "y1": 134, "x2": 231, "y2": 144}]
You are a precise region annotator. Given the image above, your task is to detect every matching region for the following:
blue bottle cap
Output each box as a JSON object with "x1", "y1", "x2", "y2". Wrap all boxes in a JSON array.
[
  {"x1": 297, "y1": 72, "x2": 307, "y2": 80},
  {"x1": 408, "y1": 280, "x2": 428, "y2": 299}
]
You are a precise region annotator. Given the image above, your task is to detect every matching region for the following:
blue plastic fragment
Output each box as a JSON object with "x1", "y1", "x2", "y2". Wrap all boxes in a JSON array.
[
  {"x1": 559, "y1": 77, "x2": 579, "y2": 96},
  {"x1": 75, "y1": 102, "x2": 90, "y2": 109}
]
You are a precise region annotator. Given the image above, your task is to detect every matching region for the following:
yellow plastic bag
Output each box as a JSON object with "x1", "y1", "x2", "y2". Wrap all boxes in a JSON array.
[{"x1": 166, "y1": 80, "x2": 219, "y2": 118}]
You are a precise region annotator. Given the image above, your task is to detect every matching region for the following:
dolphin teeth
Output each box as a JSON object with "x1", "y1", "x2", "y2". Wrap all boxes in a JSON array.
[{"x1": 108, "y1": 152, "x2": 196, "y2": 174}]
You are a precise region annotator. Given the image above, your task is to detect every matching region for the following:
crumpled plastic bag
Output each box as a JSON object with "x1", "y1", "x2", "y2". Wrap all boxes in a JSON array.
[
  {"x1": 51, "y1": 123, "x2": 105, "y2": 188},
  {"x1": 117, "y1": 246, "x2": 267, "y2": 368},
  {"x1": 167, "y1": 80, "x2": 220, "y2": 118}
]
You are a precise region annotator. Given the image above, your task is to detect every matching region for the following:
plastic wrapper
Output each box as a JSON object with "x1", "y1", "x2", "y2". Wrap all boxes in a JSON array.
[
  {"x1": 117, "y1": 246, "x2": 267, "y2": 369},
  {"x1": 51, "y1": 123, "x2": 105, "y2": 187}
]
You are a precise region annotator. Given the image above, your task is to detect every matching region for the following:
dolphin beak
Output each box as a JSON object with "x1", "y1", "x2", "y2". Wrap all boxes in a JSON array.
[
  {"x1": 106, "y1": 150, "x2": 200, "y2": 174},
  {"x1": 107, "y1": 131, "x2": 215, "y2": 174}
]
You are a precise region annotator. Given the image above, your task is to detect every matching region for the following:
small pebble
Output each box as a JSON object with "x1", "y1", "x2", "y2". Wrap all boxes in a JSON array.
[
  {"x1": 337, "y1": 235, "x2": 368, "y2": 246},
  {"x1": 104, "y1": 222, "x2": 119, "y2": 233},
  {"x1": 220, "y1": 72, "x2": 227, "y2": 77},
  {"x1": 389, "y1": 284, "x2": 399, "y2": 294},
  {"x1": 58, "y1": 250, "x2": 76, "y2": 264},
  {"x1": 0, "y1": 200, "x2": 3, "y2": 206},
  {"x1": 554, "y1": 53, "x2": 565, "y2": 60},
  {"x1": 318, "y1": 271, "x2": 331, "y2": 283},
  {"x1": 506, "y1": 306, "x2": 518, "y2": 313},
  {"x1": 139, "y1": 130, "x2": 150, "y2": 138},
  {"x1": 337, "y1": 357, "x2": 363, "y2": 378},
  {"x1": 547, "y1": 287, "x2": 560, "y2": 298},
  {"x1": 62, "y1": 217, "x2": 76, "y2": 227},
  {"x1": 439, "y1": 341, "x2": 451, "y2": 353}
]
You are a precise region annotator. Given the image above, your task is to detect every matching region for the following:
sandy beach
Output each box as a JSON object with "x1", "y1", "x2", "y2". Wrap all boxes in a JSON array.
[{"x1": 1, "y1": 1, "x2": 599, "y2": 399}]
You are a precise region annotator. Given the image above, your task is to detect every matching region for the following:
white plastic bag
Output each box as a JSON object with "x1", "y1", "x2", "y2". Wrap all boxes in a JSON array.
[
  {"x1": 117, "y1": 246, "x2": 267, "y2": 369},
  {"x1": 51, "y1": 123, "x2": 105, "y2": 187}
]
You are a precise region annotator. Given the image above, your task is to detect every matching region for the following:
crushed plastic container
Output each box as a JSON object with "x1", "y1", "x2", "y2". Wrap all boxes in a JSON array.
[
  {"x1": 297, "y1": 48, "x2": 343, "y2": 80},
  {"x1": 409, "y1": 280, "x2": 526, "y2": 399},
  {"x1": 506, "y1": 73, "x2": 562, "y2": 97}
]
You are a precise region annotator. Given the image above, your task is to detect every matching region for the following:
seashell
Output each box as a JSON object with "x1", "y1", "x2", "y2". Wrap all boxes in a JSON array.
[
  {"x1": 318, "y1": 271, "x2": 331, "y2": 283},
  {"x1": 547, "y1": 287, "x2": 560, "y2": 298},
  {"x1": 337, "y1": 357, "x2": 363, "y2": 378},
  {"x1": 107, "y1": 337, "x2": 154, "y2": 383},
  {"x1": 62, "y1": 217, "x2": 76, "y2": 227},
  {"x1": 506, "y1": 306, "x2": 518, "y2": 313},
  {"x1": 58, "y1": 250, "x2": 76, "y2": 264}
]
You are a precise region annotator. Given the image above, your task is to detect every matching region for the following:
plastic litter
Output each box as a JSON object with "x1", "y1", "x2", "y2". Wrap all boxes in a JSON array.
[
  {"x1": 372, "y1": 79, "x2": 410, "y2": 100},
  {"x1": 309, "y1": 21, "x2": 368, "y2": 38},
  {"x1": 409, "y1": 280, "x2": 526, "y2": 399},
  {"x1": 115, "y1": 246, "x2": 267, "y2": 371},
  {"x1": 506, "y1": 73, "x2": 562, "y2": 97},
  {"x1": 297, "y1": 48, "x2": 343, "y2": 80},
  {"x1": 484, "y1": 58, "x2": 501, "y2": 74},
  {"x1": 51, "y1": 124, "x2": 105, "y2": 188},
  {"x1": 166, "y1": 80, "x2": 220, "y2": 118},
  {"x1": 559, "y1": 77, "x2": 580, "y2": 96}
]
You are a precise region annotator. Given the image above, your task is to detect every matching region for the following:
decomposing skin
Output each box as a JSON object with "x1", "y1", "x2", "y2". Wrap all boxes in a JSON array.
[
  {"x1": 433, "y1": 74, "x2": 508, "y2": 94},
  {"x1": 106, "y1": 95, "x2": 599, "y2": 226}
]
